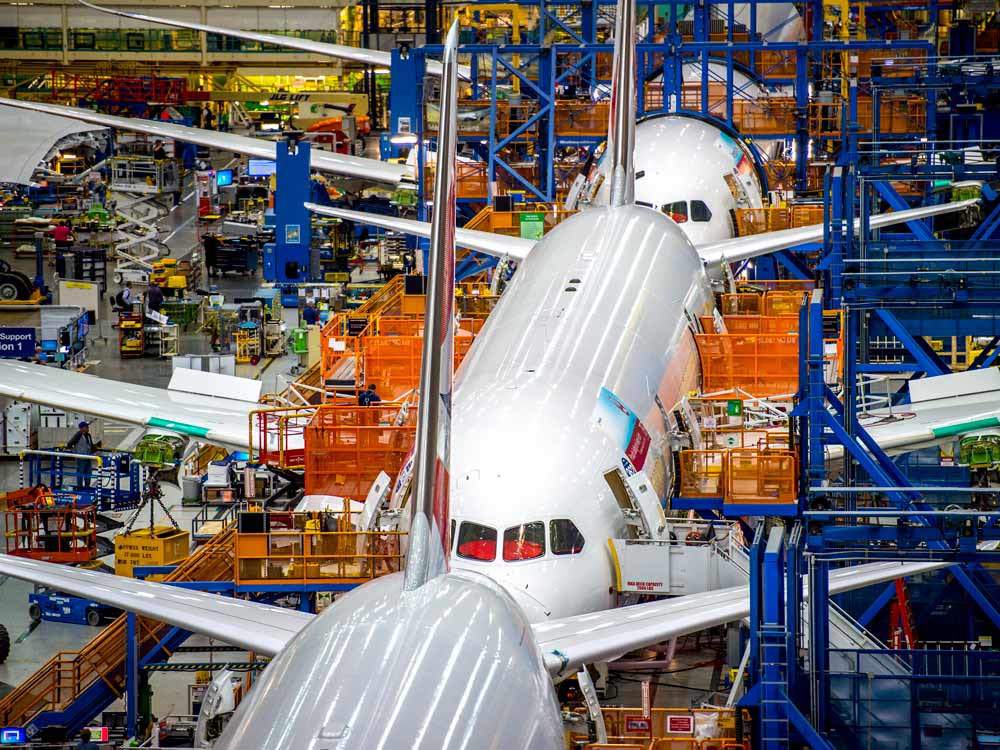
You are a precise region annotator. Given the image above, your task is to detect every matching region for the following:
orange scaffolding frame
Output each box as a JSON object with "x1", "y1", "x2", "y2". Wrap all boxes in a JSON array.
[
  {"x1": 678, "y1": 449, "x2": 797, "y2": 506},
  {"x1": 235, "y1": 508, "x2": 405, "y2": 586},
  {"x1": 303, "y1": 404, "x2": 416, "y2": 498}
]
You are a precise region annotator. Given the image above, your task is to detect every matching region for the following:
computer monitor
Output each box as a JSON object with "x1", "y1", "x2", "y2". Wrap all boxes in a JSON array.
[
  {"x1": 216, "y1": 169, "x2": 234, "y2": 187},
  {"x1": 247, "y1": 159, "x2": 277, "y2": 177}
]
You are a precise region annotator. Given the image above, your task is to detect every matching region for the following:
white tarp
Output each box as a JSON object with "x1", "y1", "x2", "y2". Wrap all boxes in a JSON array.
[{"x1": 0, "y1": 107, "x2": 107, "y2": 185}]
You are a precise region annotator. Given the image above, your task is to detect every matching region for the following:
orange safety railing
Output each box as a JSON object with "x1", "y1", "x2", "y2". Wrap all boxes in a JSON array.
[
  {"x1": 575, "y1": 707, "x2": 747, "y2": 747},
  {"x1": 679, "y1": 450, "x2": 727, "y2": 498},
  {"x1": 249, "y1": 406, "x2": 316, "y2": 469},
  {"x1": 701, "y1": 314, "x2": 799, "y2": 335},
  {"x1": 304, "y1": 404, "x2": 416, "y2": 498},
  {"x1": 727, "y1": 449, "x2": 797, "y2": 504},
  {"x1": 361, "y1": 332, "x2": 478, "y2": 401},
  {"x1": 735, "y1": 205, "x2": 825, "y2": 236},
  {"x1": 809, "y1": 95, "x2": 926, "y2": 136},
  {"x1": 555, "y1": 100, "x2": 610, "y2": 136},
  {"x1": 678, "y1": 449, "x2": 797, "y2": 505},
  {"x1": 423, "y1": 160, "x2": 489, "y2": 200},
  {"x1": 0, "y1": 525, "x2": 235, "y2": 729},
  {"x1": 235, "y1": 508, "x2": 405, "y2": 586},
  {"x1": 463, "y1": 205, "x2": 577, "y2": 236},
  {"x1": 695, "y1": 333, "x2": 800, "y2": 397},
  {"x1": 4, "y1": 502, "x2": 97, "y2": 564}
]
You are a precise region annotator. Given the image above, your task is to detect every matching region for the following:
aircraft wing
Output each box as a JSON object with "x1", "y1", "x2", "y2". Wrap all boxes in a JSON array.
[
  {"x1": 78, "y1": 0, "x2": 465, "y2": 79},
  {"x1": 533, "y1": 558, "x2": 947, "y2": 677},
  {"x1": 305, "y1": 203, "x2": 536, "y2": 261},
  {"x1": 0, "y1": 361, "x2": 254, "y2": 450},
  {"x1": 696, "y1": 199, "x2": 979, "y2": 268},
  {"x1": 0, "y1": 97, "x2": 408, "y2": 185},
  {"x1": 842, "y1": 368, "x2": 1000, "y2": 457},
  {"x1": 0, "y1": 554, "x2": 309, "y2": 656}
]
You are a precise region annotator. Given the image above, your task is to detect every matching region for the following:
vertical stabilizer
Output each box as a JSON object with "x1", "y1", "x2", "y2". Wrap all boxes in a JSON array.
[
  {"x1": 403, "y1": 20, "x2": 460, "y2": 591},
  {"x1": 606, "y1": 0, "x2": 637, "y2": 207}
]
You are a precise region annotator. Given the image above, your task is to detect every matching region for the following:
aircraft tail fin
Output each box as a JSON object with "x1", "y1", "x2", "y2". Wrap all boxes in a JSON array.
[
  {"x1": 606, "y1": 0, "x2": 637, "y2": 207},
  {"x1": 402, "y1": 20, "x2": 460, "y2": 591}
]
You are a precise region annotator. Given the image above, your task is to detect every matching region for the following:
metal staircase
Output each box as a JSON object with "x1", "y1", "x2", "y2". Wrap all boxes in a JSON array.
[{"x1": 0, "y1": 527, "x2": 236, "y2": 738}]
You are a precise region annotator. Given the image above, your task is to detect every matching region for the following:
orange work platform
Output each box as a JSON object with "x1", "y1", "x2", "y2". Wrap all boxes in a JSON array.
[
  {"x1": 555, "y1": 100, "x2": 611, "y2": 136},
  {"x1": 3, "y1": 488, "x2": 97, "y2": 564},
  {"x1": 304, "y1": 404, "x2": 416, "y2": 498},
  {"x1": 679, "y1": 449, "x2": 797, "y2": 506},
  {"x1": 701, "y1": 314, "x2": 799, "y2": 336},
  {"x1": 250, "y1": 406, "x2": 315, "y2": 469},
  {"x1": 695, "y1": 332, "x2": 800, "y2": 397},
  {"x1": 720, "y1": 290, "x2": 810, "y2": 317},
  {"x1": 735, "y1": 205, "x2": 825, "y2": 236},
  {"x1": 572, "y1": 707, "x2": 748, "y2": 749},
  {"x1": 235, "y1": 509, "x2": 405, "y2": 586}
]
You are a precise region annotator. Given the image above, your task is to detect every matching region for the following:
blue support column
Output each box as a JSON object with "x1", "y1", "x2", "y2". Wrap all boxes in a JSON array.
[
  {"x1": 263, "y1": 139, "x2": 313, "y2": 283},
  {"x1": 760, "y1": 527, "x2": 795, "y2": 750},
  {"x1": 126, "y1": 612, "x2": 138, "y2": 739},
  {"x1": 809, "y1": 556, "x2": 830, "y2": 734}
]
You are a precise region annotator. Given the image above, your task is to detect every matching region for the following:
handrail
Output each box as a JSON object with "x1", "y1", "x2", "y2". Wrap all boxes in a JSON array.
[{"x1": 0, "y1": 526, "x2": 235, "y2": 727}]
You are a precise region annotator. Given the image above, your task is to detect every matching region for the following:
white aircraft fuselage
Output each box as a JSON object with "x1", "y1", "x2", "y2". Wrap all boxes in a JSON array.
[{"x1": 449, "y1": 203, "x2": 712, "y2": 620}]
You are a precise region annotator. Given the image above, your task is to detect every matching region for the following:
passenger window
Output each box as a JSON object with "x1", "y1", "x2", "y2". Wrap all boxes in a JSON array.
[
  {"x1": 662, "y1": 201, "x2": 688, "y2": 223},
  {"x1": 503, "y1": 522, "x2": 546, "y2": 561},
  {"x1": 550, "y1": 519, "x2": 586, "y2": 555},
  {"x1": 456, "y1": 521, "x2": 497, "y2": 561},
  {"x1": 691, "y1": 200, "x2": 712, "y2": 222}
]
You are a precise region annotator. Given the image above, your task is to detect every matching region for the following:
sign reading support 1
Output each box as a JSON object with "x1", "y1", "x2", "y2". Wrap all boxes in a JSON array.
[{"x1": 0, "y1": 328, "x2": 35, "y2": 358}]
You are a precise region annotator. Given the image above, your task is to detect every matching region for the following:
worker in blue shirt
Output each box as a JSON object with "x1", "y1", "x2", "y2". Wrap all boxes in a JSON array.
[
  {"x1": 358, "y1": 383, "x2": 381, "y2": 406},
  {"x1": 302, "y1": 301, "x2": 319, "y2": 326}
]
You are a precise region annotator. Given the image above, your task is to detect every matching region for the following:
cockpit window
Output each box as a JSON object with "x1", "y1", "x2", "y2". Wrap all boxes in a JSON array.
[
  {"x1": 662, "y1": 201, "x2": 688, "y2": 223},
  {"x1": 550, "y1": 519, "x2": 586, "y2": 555},
  {"x1": 456, "y1": 521, "x2": 497, "y2": 561},
  {"x1": 691, "y1": 200, "x2": 712, "y2": 222},
  {"x1": 503, "y1": 522, "x2": 546, "y2": 561}
]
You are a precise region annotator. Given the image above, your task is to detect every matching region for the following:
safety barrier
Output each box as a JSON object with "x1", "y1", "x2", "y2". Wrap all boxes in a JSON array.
[
  {"x1": 360, "y1": 333, "x2": 477, "y2": 401},
  {"x1": 423, "y1": 161, "x2": 490, "y2": 200},
  {"x1": 249, "y1": 406, "x2": 316, "y2": 469},
  {"x1": 720, "y1": 290, "x2": 810, "y2": 318},
  {"x1": 735, "y1": 205, "x2": 825, "y2": 236},
  {"x1": 679, "y1": 450, "x2": 727, "y2": 498},
  {"x1": 575, "y1": 707, "x2": 747, "y2": 748},
  {"x1": 701, "y1": 314, "x2": 799, "y2": 335},
  {"x1": 3, "y1": 496, "x2": 97, "y2": 564},
  {"x1": 809, "y1": 95, "x2": 926, "y2": 136},
  {"x1": 463, "y1": 205, "x2": 577, "y2": 236},
  {"x1": 303, "y1": 404, "x2": 416, "y2": 498},
  {"x1": 695, "y1": 332, "x2": 800, "y2": 397},
  {"x1": 235, "y1": 509, "x2": 405, "y2": 586},
  {"x1": 555, "y1": 100, "x2": 610, "y2": 136},
  {"x1": 678, "y1": 449, "x2": 797, "y2": 505}
]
